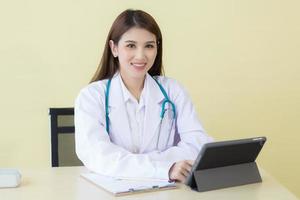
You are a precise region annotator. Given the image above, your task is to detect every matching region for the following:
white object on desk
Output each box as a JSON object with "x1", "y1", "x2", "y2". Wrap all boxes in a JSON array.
[
  {"x1": 0, "y1": 169, "x2": 21, "y2": 188},
  {"x1": 81, "y1": 172, "x2": 177, "y2": 196}
]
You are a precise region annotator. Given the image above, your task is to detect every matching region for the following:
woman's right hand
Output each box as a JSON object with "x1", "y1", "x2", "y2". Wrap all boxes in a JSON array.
[{"x1": 168, "y1": 160, "x2": 194, "y2": 183}]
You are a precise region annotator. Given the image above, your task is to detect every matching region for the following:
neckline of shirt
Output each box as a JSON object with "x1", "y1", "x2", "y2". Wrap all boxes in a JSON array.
[{"x1": 118, "y1": 73, "x2": 147, "y2": 107}]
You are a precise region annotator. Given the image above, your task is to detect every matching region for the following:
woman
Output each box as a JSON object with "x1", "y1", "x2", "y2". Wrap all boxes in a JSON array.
[{"x1": 75, "y1": 9, "x2": 213, "y2": 182}]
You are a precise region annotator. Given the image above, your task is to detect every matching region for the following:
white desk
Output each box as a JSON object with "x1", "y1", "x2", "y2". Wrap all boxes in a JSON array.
[{"x1": 1, "y1": 166, "x2": 298, "y2": 200}]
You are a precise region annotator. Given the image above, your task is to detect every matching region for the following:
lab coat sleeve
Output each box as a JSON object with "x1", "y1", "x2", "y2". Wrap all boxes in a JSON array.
[
  {"x1": 75, "y1": 84, "x2": 174, "y2": 179},
  {"x1": 148, "y1": 79, "x2": 214, "y2": 164}
]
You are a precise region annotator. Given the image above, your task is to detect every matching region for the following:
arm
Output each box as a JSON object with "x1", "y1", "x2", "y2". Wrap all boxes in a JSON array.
[{"x1": 147, "y1": 79, "x2": 213, "y2": 178}]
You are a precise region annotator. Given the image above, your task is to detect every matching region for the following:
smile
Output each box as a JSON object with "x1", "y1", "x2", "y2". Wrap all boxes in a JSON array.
[
  {"x1": 131, "y1": 63, "x2": 147, "y2": 68},
  {"x1": 131, "y1": 63, "x2": 146, "y2": 70}
]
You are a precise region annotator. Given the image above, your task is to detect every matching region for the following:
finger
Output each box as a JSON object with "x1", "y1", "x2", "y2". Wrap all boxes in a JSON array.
[
  {"x1": 180, "y1": 162, "x2": 193, "y2": 173},
  {"x1": 180, "y1": 168, "x2": 190, "y2": 177},
  {"x1": 178, "y1": 164, "x2": 191, "y2": 175},
  {"x1": 183, "y1": 163, "x2": 193, "y2": 172},
  {"x1": 169, "y1": 164, "x2": 182, "y2": 181},
  {"x1": 176, "y1": 172, "x2": 186, "y2": 183},
  {"x1": 186, "y1": 160, "x2": 194, "y2": 166}
]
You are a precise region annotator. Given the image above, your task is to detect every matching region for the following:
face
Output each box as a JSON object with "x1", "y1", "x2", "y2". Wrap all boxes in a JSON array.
[{"x1": 109, "y1": 27, "x2": 157, "y2": 81}]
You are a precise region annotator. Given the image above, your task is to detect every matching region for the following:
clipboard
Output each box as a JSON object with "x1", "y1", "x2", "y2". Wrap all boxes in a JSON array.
[{"x1": 81, "y1": 173, "x2": 177, "y2": 196}]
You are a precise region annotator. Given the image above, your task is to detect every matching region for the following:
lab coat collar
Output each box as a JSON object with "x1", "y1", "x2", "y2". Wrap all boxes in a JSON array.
[
  {"x1": 119, "y1": 75, "x2": 133, "y2": 103},
  {"x1": 141, "y1": 74, "x2": 166, "y2": 152},
  {"x1": 108, "y1": 72, "x2": 123, "y2": 108},
  {"x1": 108, "y1": 72, "x2": 164, "y2": 108},
  {"x1": 144, "y1": 73, "x2": 165, "y2": 104},
  {"x1": 106, "y1": 73, "x2": 131, "y2": 149}
]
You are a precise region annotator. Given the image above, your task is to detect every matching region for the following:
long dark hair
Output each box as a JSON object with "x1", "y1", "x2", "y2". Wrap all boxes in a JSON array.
[{"x1": 90, "y1": 9, "x2": 164, "y2": 82}]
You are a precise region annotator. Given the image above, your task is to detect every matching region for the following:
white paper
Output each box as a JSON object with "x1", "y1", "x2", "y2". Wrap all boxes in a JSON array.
[{"x1": 81, "y1": 172, "x2": 176, "y2": 195}]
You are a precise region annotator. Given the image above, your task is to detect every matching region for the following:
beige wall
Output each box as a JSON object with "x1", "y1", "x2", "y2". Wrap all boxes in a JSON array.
[{"x1": 1, "y1": 0, "x2": 299, "y2": 197}]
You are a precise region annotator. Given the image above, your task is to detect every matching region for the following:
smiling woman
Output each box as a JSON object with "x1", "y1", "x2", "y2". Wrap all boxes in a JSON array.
[
  {"x1": 109, "y1": 27, "x2": 158, "y2": 100},
  {"x1": 74, "y1": 9, "x2": 213, "y2": 183},
  {"x1": 90, "y1": 9, "x2": 163, "y2": 82}
]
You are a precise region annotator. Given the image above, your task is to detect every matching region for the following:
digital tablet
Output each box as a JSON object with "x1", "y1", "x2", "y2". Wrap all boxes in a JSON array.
[{"x1": 185, "y1": 136, "x2": 266, "y2": 188}]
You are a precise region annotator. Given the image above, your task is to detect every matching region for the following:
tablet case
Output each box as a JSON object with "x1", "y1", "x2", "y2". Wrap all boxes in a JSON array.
[{"x1": 186, "y1": 137, "x2": 266, "y2": 192}]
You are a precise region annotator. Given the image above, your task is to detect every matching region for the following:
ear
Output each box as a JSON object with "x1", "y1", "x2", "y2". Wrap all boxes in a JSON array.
[{"x1": 109, "y1": 40, "x2": 118, "y2": 58}]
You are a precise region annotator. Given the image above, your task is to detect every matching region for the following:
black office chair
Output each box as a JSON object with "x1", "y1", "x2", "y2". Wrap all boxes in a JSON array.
[{"x1": 49, "y1": 107, "x2": 83, "y2": 167}]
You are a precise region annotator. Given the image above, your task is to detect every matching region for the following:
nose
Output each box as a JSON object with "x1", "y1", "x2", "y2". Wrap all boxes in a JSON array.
[{"x1": 135, "y1": 47, "x2": 146, "y2": 60}]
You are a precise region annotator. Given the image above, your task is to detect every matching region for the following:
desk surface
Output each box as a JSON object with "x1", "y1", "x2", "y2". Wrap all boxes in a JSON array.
[{"x1": 1, "y1": 166, "x2": 298, "y2": 200}]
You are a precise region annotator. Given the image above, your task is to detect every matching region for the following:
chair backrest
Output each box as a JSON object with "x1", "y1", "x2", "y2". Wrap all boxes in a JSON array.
[{"x1": 49, "y1": 107, "x2": 82, "y2": 167}]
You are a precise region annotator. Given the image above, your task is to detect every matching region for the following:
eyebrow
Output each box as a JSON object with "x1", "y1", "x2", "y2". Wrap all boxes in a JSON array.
[{"x1": 124, "y1": 40, "x2": 156, "y2": 44}]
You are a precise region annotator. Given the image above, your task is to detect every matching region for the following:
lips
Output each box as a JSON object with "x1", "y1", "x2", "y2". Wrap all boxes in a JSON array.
[{"x1": 131, "y1": 63, "x2": 146, "y2": 68}]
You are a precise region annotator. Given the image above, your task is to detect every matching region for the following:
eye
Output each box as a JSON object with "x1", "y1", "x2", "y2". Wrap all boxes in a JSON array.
[
  {"x1": 145, "y1": 44, "x2": 155, "y2": 48},
  {"x1": 126, "y1": 43, "x2": 135, "y2": 48}
]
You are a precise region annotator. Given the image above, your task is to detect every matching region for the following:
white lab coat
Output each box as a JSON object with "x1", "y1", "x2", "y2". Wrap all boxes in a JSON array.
[{"x1": 75, "y1": 72, "x2": 213, "y2": 180}]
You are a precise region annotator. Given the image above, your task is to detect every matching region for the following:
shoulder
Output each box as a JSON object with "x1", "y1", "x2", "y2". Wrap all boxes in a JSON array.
[
  {"x1": 153, "y1": 75, "x2": 187, "y2": 100},
  {"x1": 153, "y1": 75, "x2": 183, "y2": 89},
  {"x1": 75, "y1": 79, "x2": 109, "y2": 107}
]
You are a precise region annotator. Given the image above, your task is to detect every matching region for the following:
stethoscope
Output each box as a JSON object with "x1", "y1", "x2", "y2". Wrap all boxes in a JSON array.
[{"x1": 104, "y1": 76, "x2": 176, "y2": 150}]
